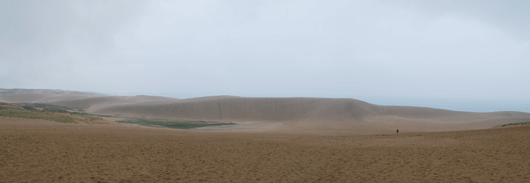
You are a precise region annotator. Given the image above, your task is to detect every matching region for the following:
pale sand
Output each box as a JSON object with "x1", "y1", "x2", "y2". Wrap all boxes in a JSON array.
[
  {"x1": 2, "y1": 90, "x2": 529, "y2": 182},
  {"x1": 1, "y1": 117, "x2": 529, "y2": 182}
]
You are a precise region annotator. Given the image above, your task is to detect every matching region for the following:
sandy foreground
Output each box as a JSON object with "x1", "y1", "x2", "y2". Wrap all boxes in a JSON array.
[{"x1": 1, "y1": 117, "x2": 529, "y2": 183}]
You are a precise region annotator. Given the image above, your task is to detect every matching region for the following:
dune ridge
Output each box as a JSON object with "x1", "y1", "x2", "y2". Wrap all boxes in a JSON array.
[
  {"x1": 1, "y1": 89, "x2": 529, "y2": 134},
  {"x1": 95, "y1": 97, "x2": 468, "y2": 121}
]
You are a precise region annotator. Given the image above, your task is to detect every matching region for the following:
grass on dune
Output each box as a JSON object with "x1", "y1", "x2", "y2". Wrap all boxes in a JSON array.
[
  {"x1": 0, "y1": 109, "x2": 76, "y2": 123},
  {"x1": 16, "y1": 103, "x2": 71, "y2": 113},
  {"x1": 116, "y1": 118, "x2": 235, "y2": 130},
  {"x1": 0, "y1": 102, "x2": 25, "y2": 110},
  {"x1": 1, "y1": 103, "x2": 105, "y2": 123},
  {"x1": 494, "y1": 122, "x2": 530, "y2": 128}
]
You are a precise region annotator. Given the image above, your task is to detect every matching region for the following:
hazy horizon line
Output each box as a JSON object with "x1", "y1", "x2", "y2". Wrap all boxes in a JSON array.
[{"x1": 1, "y1": 88, "x2": 529, "y2": 113}]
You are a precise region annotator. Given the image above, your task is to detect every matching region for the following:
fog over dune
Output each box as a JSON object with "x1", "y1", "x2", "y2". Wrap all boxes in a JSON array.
[
  {"x1": 1, "y1": 0, "x2": 529, "y2": 112},
  {"x1": 2, "y1": 89, "x2": 529, "y2": 134},
  {"x1": 2, "y1": 2, "x2": 530, "y2": 181}
]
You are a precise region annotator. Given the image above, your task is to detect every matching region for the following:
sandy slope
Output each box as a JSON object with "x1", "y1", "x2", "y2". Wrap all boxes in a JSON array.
[
  {"x1": 90, "y1": 97, "x2": 530, "y2": 134},
  {"x1": 1, "y1": 117, "x2": 529, "y2": 182},
  {"x1": 0, "y1": 89, "x2": 177, "y2": 112},
  {"x1": 1, "y1": 89, "x2": 529, "y2": 134}
]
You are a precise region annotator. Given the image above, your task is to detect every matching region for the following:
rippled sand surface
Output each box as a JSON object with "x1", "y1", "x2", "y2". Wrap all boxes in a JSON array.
[{"x1": 1, "y1": 117, "x2": 529, "y2": 182}]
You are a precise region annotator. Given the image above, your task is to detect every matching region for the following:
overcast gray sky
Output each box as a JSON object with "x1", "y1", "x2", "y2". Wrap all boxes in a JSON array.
[{"x1": 1, "y1": 0, "x2": 529, "y2": 112}]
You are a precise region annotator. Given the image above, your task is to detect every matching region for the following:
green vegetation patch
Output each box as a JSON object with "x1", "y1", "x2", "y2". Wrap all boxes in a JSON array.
[
  {"x1": 116, "y1": 118, "x2": 235, "y2": 129},
  {"x1": 0, "y1": 102, "x2": 25, "y2": 110},
  {"x1": 0, "y1": 109, "x2": 75, "y2": 123},
  {"x1": 494, "y1": 122, "x2": 530, "y2": 128},
  {"x1": 16, "y1": 103, "x2": 71, "y2": 113}
]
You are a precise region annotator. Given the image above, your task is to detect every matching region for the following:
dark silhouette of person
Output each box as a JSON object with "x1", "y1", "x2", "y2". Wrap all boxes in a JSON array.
[{"x1": 396, "y1": 129, "x2": 399, "y2": 134}]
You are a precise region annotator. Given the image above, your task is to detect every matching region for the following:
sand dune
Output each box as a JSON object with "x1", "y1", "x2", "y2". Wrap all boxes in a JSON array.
[
  {"x1": 1, "y1": 117, "x2": 530, "y2": 182},
  {"x1": 52, "y1": 95, "x2": 178, "y2": 112},
  {"x1": 1, "y1": 89, "x2": 529, "y2": 134},
  {"x1": 2, "y1": 89, "x2": 530, "y2": 182},
  {"x1": 91, "y1": 97, "x2": 530, "y2": 133},
  {"x1": 0, "y1": 89, "x2": 177, "y2": 112}
]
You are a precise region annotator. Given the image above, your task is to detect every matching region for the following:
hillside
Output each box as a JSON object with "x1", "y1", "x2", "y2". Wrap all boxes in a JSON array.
[
  {"x1": 92, "y1": 97, "x2": 530, "y2": 133},
  {"x1": 1, "y1": 89, "x2": 529, "y2": 134}
]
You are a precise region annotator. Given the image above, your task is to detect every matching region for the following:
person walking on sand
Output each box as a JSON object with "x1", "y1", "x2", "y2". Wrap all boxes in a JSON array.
[{"x1": 396, "y1": 129, "x2": 399, "y2": 134}]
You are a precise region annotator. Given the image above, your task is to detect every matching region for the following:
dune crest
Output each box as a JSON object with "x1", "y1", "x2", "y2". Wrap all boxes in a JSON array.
[{"x1": 1, "y1": 89, "x2": 529, "y2": 134}]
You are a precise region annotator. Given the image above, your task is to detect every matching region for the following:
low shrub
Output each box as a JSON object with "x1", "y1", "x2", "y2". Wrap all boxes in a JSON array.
[
  {"x1": 0, "y1": 109, "x2": 75, "y2": 123},
  {"x1": 494, "y1": 122, "x2": 530, "y2": 128},
  {"x1": 117, "y1": 118, "x2": 234, "y2": 129}
]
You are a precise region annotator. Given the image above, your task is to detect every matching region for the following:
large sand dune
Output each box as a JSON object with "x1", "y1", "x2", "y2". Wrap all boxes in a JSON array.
[
  {"x1": 1, "y1": 89, "x2": 529, "y2": 134},
  {"x1": 2, "y1": 89, "x2": 530, "y2": 182}
]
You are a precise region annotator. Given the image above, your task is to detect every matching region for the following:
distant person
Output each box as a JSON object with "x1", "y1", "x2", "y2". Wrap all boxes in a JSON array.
[{"x1": 396, "y1": 129, "x2": 399, "y2": 134}]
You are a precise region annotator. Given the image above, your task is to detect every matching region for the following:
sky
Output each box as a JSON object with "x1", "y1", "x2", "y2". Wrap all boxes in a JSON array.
[{"x1": 1, "y1": 0, "x2": 529, "y2": 112}]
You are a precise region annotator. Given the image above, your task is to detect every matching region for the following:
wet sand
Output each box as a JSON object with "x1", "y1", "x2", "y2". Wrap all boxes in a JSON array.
[{"x1": 1, "y1": 117, "x2": 529, "y2": 182}]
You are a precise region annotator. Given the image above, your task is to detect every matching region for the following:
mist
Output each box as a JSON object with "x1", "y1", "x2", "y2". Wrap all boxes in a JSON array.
[{"x1": 1, "y1": 0, "x2": 529, "y2": 112}]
